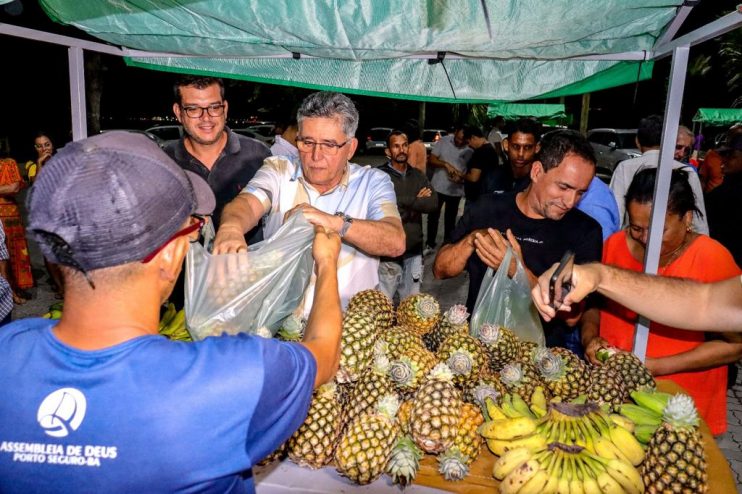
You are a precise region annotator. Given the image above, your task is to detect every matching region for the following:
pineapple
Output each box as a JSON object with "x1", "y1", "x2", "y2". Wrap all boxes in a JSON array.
[
  {"x1": 389, "y1": 350, "x2": 436, "y2": 396},
  {"x1": 378, "y1": 325, "x2": 426, "y2": 359},
  {"x1": 343, "y1": 351, "x2": 397, "y2": 424},
  {"x1": 287, "y1": 382, "x2": 343, "y2": 469},
  {"x1": 534, "y1": 347, "x2": 591, "y2": 400},
  {"x1": 453, "y1": 402, "x2": 484, "y2": 464},
  {"x1": 499, "y1": 362, "x2": 543, "y2": 405},
  {"x1": 336, "y1": 309, "x2": 377, "y2": 383},
  {"x1": 436, "y1": 332, "x2": 487, "y2": 388},
  {"x1": 335, "y1": 394, "x2": 401, "y2": 485},
  {"x1": 517, "y1": 340, "x2": 541, "y2": 362},
  {"x1": 385, "y1": 435, "x2": 423, "y2": 488},
  {"x1": 597, "y1": 348, "x2": 656, "y2": 393},
  {"x1": 276, "y1": 313, "x2": 304, "y2": 341},
  {"x1": 586, "y1": 364, "x2": 628, "y2": 411},
  {"x1": 409, "y1": 364, "x2": 463, "y2": 454},
  {"x1": 464, "y1": 372, "x2": 507, "y2": 408},
  {"x1": 396, "y1": 293, "x2": 440, "y2": 335},
  {"x1": 397, "y1": 399, "x2": 413, "y2": 435},
  {"x1": 256, "y1": 442, "x2": 287, "y2": 466},
  {"x1": 346, "y1": 289, "x2": 395, "y2": 330},
  {"x1": 423, "y1": 304, "x2": 469, "y2": 352},
  {"x1": 477, "y1": 323, "x2": 518, "y2": 371},
  {"x1": 437, "y1": 448, "x2": 470, "y2": 481},
  {"x1": 642, "y1": 394, "x2": 708, "y2": 493}
]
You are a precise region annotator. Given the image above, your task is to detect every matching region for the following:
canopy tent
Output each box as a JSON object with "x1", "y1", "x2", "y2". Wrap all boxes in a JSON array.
[
  {"x1": 35, "y1": 0, "x2": 672, "y2": 103},
  {"x1": 692, "y1": 108, "x2": 742, "y2": 126},
  {"x1": 487, "y1": 103, "x2": 571, "y2": 126},
  {"x1": 2, "y1": 2, "x2": 741, "y2": 361}
]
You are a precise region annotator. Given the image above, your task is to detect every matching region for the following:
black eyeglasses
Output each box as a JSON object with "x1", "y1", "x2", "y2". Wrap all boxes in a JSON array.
[
  {"x1": 180, "y1": 103, "x2": 225, "y2": 119},
  {"x1": 296, "y1": 137, "x2": 350, "y2": 156},
  {"x1": 142, "y1": 216, "x2": 204, "y2": 263}
]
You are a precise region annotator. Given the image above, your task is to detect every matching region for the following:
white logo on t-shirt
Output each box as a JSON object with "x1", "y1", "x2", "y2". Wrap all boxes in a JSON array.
[{"x1": 37, "y1": 388, "x2": 87, "y2": 438}]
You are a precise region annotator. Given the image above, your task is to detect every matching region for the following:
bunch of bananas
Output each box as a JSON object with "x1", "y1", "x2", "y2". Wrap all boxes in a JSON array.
[
  {"x1": 618, "y1": 390, "x2": 672, "y2": 444},
  {"x1": 493, "y1": 442, "x2": 645, "y2": 493},
  {"x1": 41, "y1": 302, "x2": 64, "y2": 320},
  {"x1": 158, "y1": 303, "x2": 192, "y2": 342}
]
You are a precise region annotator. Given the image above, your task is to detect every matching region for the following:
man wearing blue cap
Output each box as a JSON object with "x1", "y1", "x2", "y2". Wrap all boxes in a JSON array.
[{"x1": 0, "y1": 132, "x2": 342, "y2": 493}]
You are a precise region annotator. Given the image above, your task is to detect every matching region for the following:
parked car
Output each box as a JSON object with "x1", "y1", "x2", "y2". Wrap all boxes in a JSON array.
[
  {"x1": 232, "y1": 128, "x2": 273, "y2": 146},
  {"x1": 100, "y1": 129, "x2": 164, "y2": 148},
  {"x1": 247, "y1": 124, "x2": 276, "y2": 139},
  {"x1": 362, "y1": 127, "x2": 393, "y2": 154},
  {"x1": 422, "y1": 129, "x2": 448, "y2": 151},
  {"x1": 586, "y1": 128, "x2": 640, "y2": 177},
  {"x1": 145, "y1": 125, "x2": 184, "y2": 142}
]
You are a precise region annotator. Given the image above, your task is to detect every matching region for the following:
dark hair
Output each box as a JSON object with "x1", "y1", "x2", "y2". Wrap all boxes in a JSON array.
[
  {"x1": 402, "y1": 119, "x2": 421, "y2": 142},
  {"x1": 625, "y1": 167, "x2": 701, "y2": 219},
  {"x1": 463, "y1": 126, "x2": 484, "y2": 140},
  {"x1": 33, "y1": 131, "x2": 52, "y2": 142},
  {"x1": 636, "y1": 114, "x2": 663, "y2": 148},
  {"x1": 536, "y1": 130, "x2": 596, "y2": 172},
  {"x1": 173, "y1": 76, "x2": 225, "y2": 103},
  {"x1": 510, "y1": 118, "x2": 542, "y2": 141},
  {"x1": 387, "y1": 129, "x2": 407, "y2": 147}
]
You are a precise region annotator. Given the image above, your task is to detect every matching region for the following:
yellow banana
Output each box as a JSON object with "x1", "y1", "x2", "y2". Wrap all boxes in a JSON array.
[
  {"x1": 492, "y1": 447, "x2": 533, "y2": 480},
  {"x1": 530, "y1": 386, "x2": 548, "y2": 412},
  {"x1": 511, "y1": 393, "x2": 536, "y2": 419},
  {"x1": 593, "y1": 436, "x2": 632, "y2": 464},
  {"x1": 158, "y1": 303, "x2": 177, "y2": 331},
  {"x1": 500, "y1": 459, "x2": 542, "y2": 494},
  {"x1": 41, "y1": 312, "x2": 52, "y2": 319},
  {"x1": 517, "y1": 467, "x2": 551, "y2": 494},
  {"x1": 595, "y1": 470, "x2": 625, "y2": 494},
  {"x1": 530, "y1": 404, "x2": 547, "y2": 418},
  {"x1": 501, "y1": 394, "x2": 523, "y2": 418},
  {"x1": 479, "y1": 416, "x2": 538, "y2": 440},
  {"x1": 569, "y1": 477, "x2": 585, "y2": 494},
  {"x1": 50, "y1": 310, "x2": 63, "y2": 320},
  {"x1": 609, "y1": 414, "x2": 635, "y2": 433},
  {"x1": 605, "y1": 458, "x2": 644, "y2": 494},
  {"x1": 579, "y1": 464, "x2": 602, "y2": 494},
  {"x1": 486, "y1": 432, "x2": 547, "y2": 456},
  {"x1": 608, "y1": 424, "x2": 645, "y2": 466},
  {"x1": 161, "y1": 309, "x2": 186, "y2": 336},
  {"x1": 485, "y1": 397, "x2": 509, "y2": 421}
]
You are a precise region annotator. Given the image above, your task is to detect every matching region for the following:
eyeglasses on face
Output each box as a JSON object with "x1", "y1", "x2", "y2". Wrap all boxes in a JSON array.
[
  {"x1": 142, "y1": 216, "x2": 205, "y2": 263},
  {"x1": 180, "y1": 103, "x2": 225, "y2": 119},
  {"x1": 296, "y1": 137, "x2": 350, "y2": 156},
  {"x1": 34, "y1": 142, "x2": 53, "y2": 149}
]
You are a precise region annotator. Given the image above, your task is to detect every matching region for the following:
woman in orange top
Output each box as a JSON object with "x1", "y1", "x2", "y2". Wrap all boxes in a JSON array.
[{"x1": 584, "y1": 168, "x2": 742, "y2": 435}]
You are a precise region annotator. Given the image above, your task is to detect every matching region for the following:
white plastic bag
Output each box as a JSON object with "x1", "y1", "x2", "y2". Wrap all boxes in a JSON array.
[
  {"x1": 184, "y1": 212, "x2": 314, "y2": 340},
  {"x1": 470, "y1": 246, "x2": 545, "y2": 345}
]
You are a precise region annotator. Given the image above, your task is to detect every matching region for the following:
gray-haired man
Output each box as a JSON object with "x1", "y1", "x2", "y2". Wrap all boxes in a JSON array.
[{"x1": 215, "y1": 91, "x2": 405, "y2": 310}]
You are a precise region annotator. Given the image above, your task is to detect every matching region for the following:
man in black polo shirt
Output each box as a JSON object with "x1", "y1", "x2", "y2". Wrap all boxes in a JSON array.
[
  {"x1": 459, "y1": 126, "x2": 500, "y2": 212},
  {"x1": 433, "y1": 130, "x2": 602, "y2": 354},
  {"x1": 165, "y1": 76, "x2": 270, "y2": 245}
]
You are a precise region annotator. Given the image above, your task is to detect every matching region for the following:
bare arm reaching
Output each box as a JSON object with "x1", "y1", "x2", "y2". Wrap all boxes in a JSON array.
[{"x1": 213, "y1": 193, "x2": 266, "y2": 254}]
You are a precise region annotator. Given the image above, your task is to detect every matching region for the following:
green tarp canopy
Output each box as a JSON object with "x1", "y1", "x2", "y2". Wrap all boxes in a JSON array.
[
  {"x1": 692, "y1": 108, "x2": 742, "y2": 126},
  {"x1": 37, "y1": 0, "x2": 677, "y2": 103},
  {"x1": 487, "y1": 103, "x2": 570, "y2": 125}
]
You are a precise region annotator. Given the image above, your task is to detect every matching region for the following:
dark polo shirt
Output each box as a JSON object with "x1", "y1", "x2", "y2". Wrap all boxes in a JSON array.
[{"x1": 165, "y1": 128, "x2": 270, "y2": 244}]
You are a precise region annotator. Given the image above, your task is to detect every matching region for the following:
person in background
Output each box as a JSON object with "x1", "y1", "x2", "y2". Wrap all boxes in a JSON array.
[
  {"x1": 25, "y1": 131, "x2": 54, "y2": 184},
  {"x1": 378, "y1": 130, "x2": 437, "y2": 302},
  {"x1": 674, "y1": 125, "x2": 694, "y2": 164},
  {"x1": 0, "y1": 131, "x2": 343, "y2": 493},
  {"x1": 0, "y1": 222, "x2": 13, "y2": 325},
  {"x1": 434, "y1": 130, "x2": 602, "y2": 353},
  {"x1": 0, "y1": 140, "x2": 34, "y2": 304},
  {"x1": 581, "y1": 168, "x2": 741, "y2": 435},
  {"x1": 609, "y1": 115, "x2": 708, "y2": 234},
  {"x1": 425, "y1": 125, "x2": 472, "y2": 255},
  {"x1": 459, "y1": 126, "x2": 499, "y2": 213},
  {"x1": 270, "y1": 118, "x2": 299, "y2": 163},
  {"x1": 701, "y1": 124, "x2": 740, "y2": 194},
  {"x1": 499, "y1": 118, "x2": 542, "y2": 192},
  {"x1": 706, "y1": 130, "x2": 742, "y2": 267},
  {"x1": 576, "y1": 177, "x2": 620, "y2": 242},
  {"x1": 213, "y1": 91, "x2": 404, "y2": 311},
  {"x1": 487, "y1": 115, "x2": 507, "y2": 164},
  {"x1": 402, "y1": 119, "x2": 427, "y2": 174}
]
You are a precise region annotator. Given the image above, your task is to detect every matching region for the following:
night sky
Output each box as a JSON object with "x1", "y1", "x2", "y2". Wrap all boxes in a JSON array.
[{"x1": 1, "y1": 0, "x2": 739, "y2": 162}]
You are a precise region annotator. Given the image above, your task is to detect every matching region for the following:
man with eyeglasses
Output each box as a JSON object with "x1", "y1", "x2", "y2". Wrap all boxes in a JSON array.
[
  {"x1": 674, "y1": 125, "x2": 694, "y2": 164},
  {"x1": 214, "y1": 91, "x2": 405, "y2": 312},
  {"x1": 0, "y1": 131, "x2": 344, "y2": 493},
  {"x1": 609, "y1": 114, "x2": 708, "y2": 234},
  {"x1": 165, "y1": 76, "x2": 270, "y2": 245}
]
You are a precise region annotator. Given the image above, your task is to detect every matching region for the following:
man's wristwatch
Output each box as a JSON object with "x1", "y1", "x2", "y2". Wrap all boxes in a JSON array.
[{"x1": 335, "y1": 212, "x2": 354, "y2": 238}]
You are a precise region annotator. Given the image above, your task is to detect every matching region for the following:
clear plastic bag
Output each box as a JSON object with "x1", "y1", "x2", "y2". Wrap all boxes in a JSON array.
[
  {"x1": 184, "y1": 211, "x2": 314, "y2": 340},
  {"x1": 470, "y1": 246, "x2": 545, "y2": 345}
]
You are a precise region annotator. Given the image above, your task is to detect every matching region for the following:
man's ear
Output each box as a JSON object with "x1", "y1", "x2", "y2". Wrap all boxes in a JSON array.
[
  {"x1": 534, "y1": 142, "x2": 541, "y2": 154},
  {"x1": 173, "y1": 103, "x2": 183, "y2": 124},
  {"x1": 157, "y1": 237, "x2": 189, "y2": 282},
  {"x1": 347, "y1": 137, "x2": 359, "y2": 160},
  {"x1": 531, "y1": 160, "x2": 544, "y2": 182},
  {"x1": 502, "y1": 138, "x2": 509, "y2": 153}
]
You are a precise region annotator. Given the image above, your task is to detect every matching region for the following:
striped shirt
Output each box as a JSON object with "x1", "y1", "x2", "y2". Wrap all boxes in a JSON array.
[
  {"x1": 0, "y1": 224, "x2": 12, "y2": 322},
  {"x1": 244, "y1": 156, "x2": 400, "y2": 312}
]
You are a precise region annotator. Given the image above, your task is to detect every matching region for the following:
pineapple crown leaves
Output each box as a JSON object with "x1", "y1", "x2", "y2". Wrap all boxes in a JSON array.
[
  {"x1": 446, "y1": 349, "x2": 475, "y2": 376},
  {"x1": 389, "y1": 358, "x2": 418, "y2": 386},
  {"x1": 414, "y1": 294, "x2": 440, "y2": 319},
  {"x1": 444, "y1": 304, "x2": 469, "y2": 325},
  {"x1": 427, "y1": 362, "x2": 455, "y2": 383},
  {"x1": 255, "y1": 326, "x2": 273, "y2": 339},
  {"x1": 499, "y1": 362, "x2": 525, "y2": 386},
  {"x1": 372, "y1": 351, "x2": 392, "y2": 374},
  {"x1": 387, "y1": 435, "x2": 423, "y2": 487},
  {"x1": 535, "y1": 351, "x2": 567, "y2": 381},
  {"x1": 316, "y1": 382, "x2": 337, "y2": 400},
  {"x1": 472, "y1": 384, "x2": 502, "y2": 409},
  {"x1": 375, "y1": 393, "x2": 401, "y2": 419},
  {"x1": 276, "y1": 314, "x2": 304, "y2": 340},
  {"x1": 477, "y1": 323, "x2": 502, "y2": 345},
  {"x1": 595, "y1": 346, "x2": 619, "y2": 363},
  {"x1": 373, "y1": 338, "x2": 389, "y2": 357},
  {"x1": 662, "y1": 394, "x2": 700, "y2": 429},
  {"x1": 437, "y1": 447, "x2": 470, "y2": 481}
]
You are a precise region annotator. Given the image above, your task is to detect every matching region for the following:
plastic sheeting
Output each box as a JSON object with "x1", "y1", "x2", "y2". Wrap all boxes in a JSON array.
[
  {"x1": 39, "y1": 0, "x2": 677, "y2": 101},
  {"x1": 692, "y1": 108, "x2": 742, "y2": 126}
]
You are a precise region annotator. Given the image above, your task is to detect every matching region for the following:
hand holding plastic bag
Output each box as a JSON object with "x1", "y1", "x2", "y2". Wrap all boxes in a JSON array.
[
  {"x1": 185, "y1": 211, "x2": 315, "y2": 339},
  {"x1": 470, "y1": 246, "x2": 545, "y2": 345}
]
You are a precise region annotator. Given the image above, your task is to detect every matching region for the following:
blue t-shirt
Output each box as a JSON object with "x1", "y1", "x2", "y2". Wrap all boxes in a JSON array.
[{"x1": 0, "y1": 319, "x2": 316, "y2": 494}]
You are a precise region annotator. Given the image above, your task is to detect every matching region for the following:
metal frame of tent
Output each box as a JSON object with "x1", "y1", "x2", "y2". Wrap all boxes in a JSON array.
[{"x1": 1, "y1": 5, "x2": 741, "y2": 359}]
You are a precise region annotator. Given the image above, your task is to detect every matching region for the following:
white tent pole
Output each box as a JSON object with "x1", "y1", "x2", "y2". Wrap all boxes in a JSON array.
[
  {"x1": 653, "y1": 8, "x2": 742, "y2": 59},
  {"x1": 68, "y1": 46, "x2": 88, "y2": 141},
  {"x1": 632, "y1": 44, "x2": 690, "y2": 362}
]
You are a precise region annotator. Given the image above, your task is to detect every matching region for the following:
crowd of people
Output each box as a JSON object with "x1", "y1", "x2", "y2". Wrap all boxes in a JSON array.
[{"x1": 0, "y1": 75, "x2": 740, "y2": 491}]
